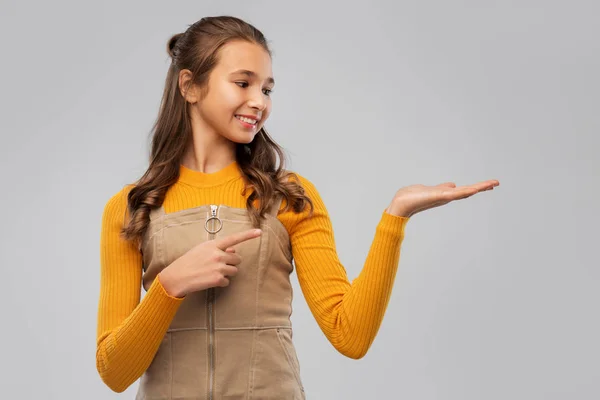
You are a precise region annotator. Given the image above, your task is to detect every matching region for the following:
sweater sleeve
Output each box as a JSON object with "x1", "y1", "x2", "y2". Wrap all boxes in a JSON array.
[
  {"x1": 96, "y1": 186, "x2": 184, "y2": 393},
  {"x1": 282, "y1": 175, "x2": 409, "y2": 359}
]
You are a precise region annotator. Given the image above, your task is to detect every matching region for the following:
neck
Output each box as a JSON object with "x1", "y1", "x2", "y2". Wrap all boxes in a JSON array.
[
  {"x1": 182, "y1": 110, "x2": 237, "y2": 173},
  {"x1": 181, "y1": 145, "x2": 236, "y2": 174}
]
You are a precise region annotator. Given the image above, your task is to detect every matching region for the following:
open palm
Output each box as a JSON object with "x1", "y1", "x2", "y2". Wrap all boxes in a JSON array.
[{"x1": 386, "y1": 179, "x2": 500, "y2": 218}]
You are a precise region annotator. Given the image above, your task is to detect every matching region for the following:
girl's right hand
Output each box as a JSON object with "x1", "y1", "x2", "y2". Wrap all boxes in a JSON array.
[{"x1": 158, "y1": 228, "x2": 262, "y2": 298}]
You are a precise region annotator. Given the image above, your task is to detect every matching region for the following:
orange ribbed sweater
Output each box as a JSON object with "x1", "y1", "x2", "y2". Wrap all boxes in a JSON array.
[{"x1": 96, "y1": 161, "x2": 409, "y2": 392}]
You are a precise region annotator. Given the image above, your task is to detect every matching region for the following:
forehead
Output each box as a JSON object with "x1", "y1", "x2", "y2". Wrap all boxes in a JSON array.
[{"x1": 214, "y1": 40, "x2": 273, "y2": 79}]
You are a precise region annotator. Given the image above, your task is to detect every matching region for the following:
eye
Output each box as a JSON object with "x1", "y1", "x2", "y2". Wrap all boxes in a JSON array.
[{"x1": 236, "y1": 81, "x2": 273, "y2": 96}]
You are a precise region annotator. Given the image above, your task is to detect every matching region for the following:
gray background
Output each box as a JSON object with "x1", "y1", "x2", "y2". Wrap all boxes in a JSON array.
[{"x1": 1, "y1": 0, "x2": 598, "y2": 399}]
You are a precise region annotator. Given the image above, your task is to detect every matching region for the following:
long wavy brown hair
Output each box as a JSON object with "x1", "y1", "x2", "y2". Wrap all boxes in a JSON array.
[{"x1": 121, "y1": 16, "x2": 313, "y2": 248}]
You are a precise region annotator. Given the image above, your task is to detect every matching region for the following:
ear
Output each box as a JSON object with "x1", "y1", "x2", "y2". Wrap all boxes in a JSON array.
[{"x1": 178, "y1": 69, "x2": 200, "y2": 103}]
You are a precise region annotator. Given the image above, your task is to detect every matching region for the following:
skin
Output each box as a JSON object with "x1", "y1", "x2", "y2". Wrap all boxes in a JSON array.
[
  {"x1": 385, "y1": 180, "x2": 500, "y2": 218},
  {"x1": 178, "y1": 39, "x2": 274, "y2": 174},
  {"x1": 159, "y1": 39, "x2": 500, "y2": 297}
]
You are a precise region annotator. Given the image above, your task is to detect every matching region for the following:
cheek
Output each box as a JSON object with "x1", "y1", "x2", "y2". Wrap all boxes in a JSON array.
[
  {"x1": 208, "y1": 84, "x2": 239, "y2": 112},
  {"x1": 222, "y1": 90, "x2": 243, "y2": 110},
  {"x1": 261, "y1": 104, "x2": 272, "y2": 124}
]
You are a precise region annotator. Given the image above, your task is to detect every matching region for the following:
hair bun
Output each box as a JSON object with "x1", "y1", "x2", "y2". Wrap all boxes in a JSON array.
[{"x1": 167, "y1": 33, "x2": 184, "y2": 58}]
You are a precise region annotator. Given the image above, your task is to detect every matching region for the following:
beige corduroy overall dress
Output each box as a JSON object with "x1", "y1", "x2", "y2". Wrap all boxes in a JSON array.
[{"x1": 135, "y1": 198, "x2": 306, "y2": 400}]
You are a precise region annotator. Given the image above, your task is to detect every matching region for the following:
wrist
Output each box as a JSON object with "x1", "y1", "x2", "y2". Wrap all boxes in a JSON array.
[
  {"x1": 158, "y1": 267, "x2": 186, "y2": 298},
  {"x1": 385, "y1": 202, "x2": 412, "y2": 218}
]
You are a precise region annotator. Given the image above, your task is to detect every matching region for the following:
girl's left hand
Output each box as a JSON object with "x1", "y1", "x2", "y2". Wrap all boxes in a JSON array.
[{"x1": 385, "y1": 179, "x2": 500, "y2": 218}]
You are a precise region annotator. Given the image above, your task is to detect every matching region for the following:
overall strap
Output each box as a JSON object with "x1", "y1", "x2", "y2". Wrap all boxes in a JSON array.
[
  {"x1": 149, "y1": 205, "x2": 166, "y2": 221},
  {"x1": 268, "y1": 195, "x2": 284, "y2": 218}
]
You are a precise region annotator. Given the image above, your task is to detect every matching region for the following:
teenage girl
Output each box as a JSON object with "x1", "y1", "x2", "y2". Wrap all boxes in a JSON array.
[{"x1": 96, "y1": 15, "x2": 499, "y2": 400}]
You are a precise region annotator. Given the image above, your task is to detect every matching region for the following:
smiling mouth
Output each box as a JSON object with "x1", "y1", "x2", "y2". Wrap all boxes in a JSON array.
[{"x1": 235, "y1": 115, "x2": 259, "y2": 125}]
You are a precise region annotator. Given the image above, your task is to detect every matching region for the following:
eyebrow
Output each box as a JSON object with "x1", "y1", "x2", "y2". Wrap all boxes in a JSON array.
[{"x1": 230, "y1": 69, "x2": 275, "y2": 86}]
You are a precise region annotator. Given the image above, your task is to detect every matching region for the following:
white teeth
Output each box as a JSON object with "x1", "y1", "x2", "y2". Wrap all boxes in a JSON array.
[{"x1": 236, "y1": 115, "x2": 257, "y2": 125}]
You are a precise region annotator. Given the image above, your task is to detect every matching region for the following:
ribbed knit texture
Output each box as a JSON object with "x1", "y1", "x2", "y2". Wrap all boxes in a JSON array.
[{"x1": 96, "y1": 161, "x2": 409, "y2": 392}]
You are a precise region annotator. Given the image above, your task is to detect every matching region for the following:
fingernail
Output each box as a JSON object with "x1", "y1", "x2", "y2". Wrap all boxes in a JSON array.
[{"x1": 254, "y1": 229, "x2": 262, "y2": 234}]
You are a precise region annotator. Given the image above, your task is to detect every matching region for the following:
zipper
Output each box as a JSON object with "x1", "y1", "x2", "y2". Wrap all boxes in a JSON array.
[{"x1": 206, "y1": 204, "x2": 219, "y2": 400}]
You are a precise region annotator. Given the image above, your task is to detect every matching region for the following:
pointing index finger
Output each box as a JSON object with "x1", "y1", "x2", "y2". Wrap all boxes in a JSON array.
[{"x1": 215, "y1": 229, "x2": 262, "y2": 250}]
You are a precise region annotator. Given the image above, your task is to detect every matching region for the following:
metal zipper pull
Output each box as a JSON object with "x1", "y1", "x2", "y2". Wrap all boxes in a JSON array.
[{"x1": 205, "y1": 205, "x2": 222, "y2": 234}]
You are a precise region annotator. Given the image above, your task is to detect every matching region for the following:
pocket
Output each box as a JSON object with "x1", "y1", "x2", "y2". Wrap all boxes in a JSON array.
[{"x1": 276, "y1": 328, "x2": 304, "y2": 393}]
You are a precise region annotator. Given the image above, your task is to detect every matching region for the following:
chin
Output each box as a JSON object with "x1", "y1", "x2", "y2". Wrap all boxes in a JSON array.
[
  {"x1": 224, "y1": 135, "x2": 254, "y2": 146},
  {"x1": 231, "y1": 130, "x2": 260, "y2": 144}
]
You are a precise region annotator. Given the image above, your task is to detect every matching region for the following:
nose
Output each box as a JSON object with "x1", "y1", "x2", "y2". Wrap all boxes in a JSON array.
[{"x1": 247, "y1": 90, "x2": 267, "y2": 111}]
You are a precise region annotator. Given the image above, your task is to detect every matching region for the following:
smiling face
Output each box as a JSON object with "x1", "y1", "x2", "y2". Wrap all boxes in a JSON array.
[{"x1": 184, "y1": 39, "x2": 274, "y2": 145}]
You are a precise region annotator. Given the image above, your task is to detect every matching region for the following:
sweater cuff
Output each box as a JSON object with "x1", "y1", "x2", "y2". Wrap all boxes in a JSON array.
[
  {"x1": 377, "y1": 210, "x2": 409, "y2": 240},
  {"x1": 150, "y1": 274, "x2": 187, "y2": 303}
]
